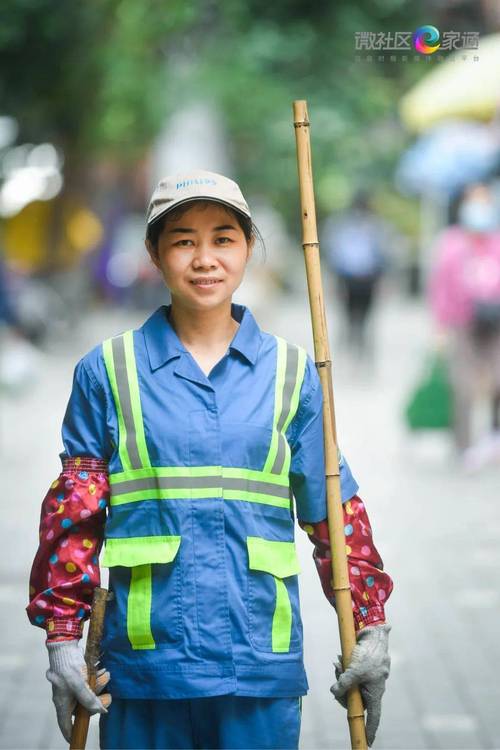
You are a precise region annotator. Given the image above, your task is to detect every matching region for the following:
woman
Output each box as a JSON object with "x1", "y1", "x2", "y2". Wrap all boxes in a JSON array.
[
  {"x1": 27, "y1": 170, "x2": 393, "y2": 749},
  {"x1": 429, "y1": 181, "x2": 500, "y2": 465}
]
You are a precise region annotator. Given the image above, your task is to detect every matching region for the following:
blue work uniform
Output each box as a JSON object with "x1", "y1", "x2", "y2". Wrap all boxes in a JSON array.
[{"x1": 61, "y1": 302, "x2": 358, "y2": 745}]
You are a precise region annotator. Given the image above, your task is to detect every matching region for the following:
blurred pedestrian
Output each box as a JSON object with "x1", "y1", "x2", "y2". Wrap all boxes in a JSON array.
[
  {"x1": 0, "y1": 250, "x2": 19, "y2": 329},
  {"x1": 429, "y1": 182, "x2": 500, "y2": 467},
  {"x1": 322, "y1": 190, "x2": 389, "y2": 356},
  {"x1": 0, "y1": 249, "x2": 41, "y2": 393},
  {"x1": 26, "y1": 170, "x2": 393, "y2": 749}
]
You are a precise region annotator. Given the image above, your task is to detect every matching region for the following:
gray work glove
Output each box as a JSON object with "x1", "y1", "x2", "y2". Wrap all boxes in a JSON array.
[
  {"x1": 330, "y1": 623, "x2": 391, "y2": 747},
  {"x1": 46, "y1": 639, "x2": 112, "y2": 743}
]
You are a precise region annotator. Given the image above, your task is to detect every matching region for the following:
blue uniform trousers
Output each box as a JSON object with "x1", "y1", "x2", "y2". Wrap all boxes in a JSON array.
[{"x1": 99, "y1": 694, "x2": 302, "y2": 749}]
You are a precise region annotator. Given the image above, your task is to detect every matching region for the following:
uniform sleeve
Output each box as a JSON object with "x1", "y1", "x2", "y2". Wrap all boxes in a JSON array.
[
  {"x1": 288, "y1": 354, "x2": 358, "y2": 522},
  {"x1": 59, "y1": 356, "x2": 114, "y2": 462},
  {"x1": 26, "y1": 356, "x2": 111, "y2": 643},
  {"x1": 298, "y1": 495, "x2": 393, "y2": 632}
]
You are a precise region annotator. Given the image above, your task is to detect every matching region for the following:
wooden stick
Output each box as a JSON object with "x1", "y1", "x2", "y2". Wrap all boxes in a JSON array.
[
  {"x1": 292, "y1": 99, "x2": 368, "y2": 750},
  {"x1": 70, "y1": 587, "x2": 109, "y2": 750}
]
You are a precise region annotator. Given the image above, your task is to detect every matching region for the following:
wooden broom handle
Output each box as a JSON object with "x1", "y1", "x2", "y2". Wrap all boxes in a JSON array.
[
  {"x1": 70, "y1": 587, "x2": 109, "y2": 750},
  {"x1": 292, "y1": 99, "x2": 368, "y2": 750}
]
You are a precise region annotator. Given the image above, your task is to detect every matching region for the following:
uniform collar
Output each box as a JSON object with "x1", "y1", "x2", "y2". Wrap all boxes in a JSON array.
[{"x1": 142, "y1": 302, "x2": 262, "y2": 371}]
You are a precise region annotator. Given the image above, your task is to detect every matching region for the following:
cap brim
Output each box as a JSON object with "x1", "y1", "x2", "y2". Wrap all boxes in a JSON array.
[{"x1": 147, "y1": 196, "x2": 251, "y2": 227}]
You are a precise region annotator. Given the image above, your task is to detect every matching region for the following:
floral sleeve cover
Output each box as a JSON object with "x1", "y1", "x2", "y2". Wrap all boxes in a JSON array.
[
  {"x1": 26, "y1": 457, "x2": 109, "y2": 643},
  {"x1": 298, "y1": 494, "x2": 393, "y2": 631}
]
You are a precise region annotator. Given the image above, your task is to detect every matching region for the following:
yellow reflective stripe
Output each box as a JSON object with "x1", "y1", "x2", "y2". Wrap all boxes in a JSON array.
[
  {"x1": 128, "y1": 564, "x2": 155, "y2": 650},
  {"x1": 103, "y1": 331, "x2": 152, "y2": 472},
  {"x1": 111, "y1": 488, "x2": 222, "y2": 505},
  {"x1": 281, "y1": 345, "x2": 306, "y2": 475},
  {"x1": 281, "y1": 345, "x2": 306, "y2": 436},
  {"x1": 102, "y1": 535, "x2": 181, "y2": 567},
  {"x1": 272, "y1": 577, "x2": 292, "y2": 652},
  {"x1": 110, "y1": 465, "x2": 223, "y2": 484},
  {"x1": 110, "y1": 488, "x2": 289, "y2": 508},
  {"x1": 263, "y1": 336, "x2": 287, "y2": 473},
  {"x1": 108, "y1": 465, "x2": 292, "y2": 508},
  {"x1": 110, "y1": 466, "x2": 289, "y2": 486},
  {"x1": 222, "y1": 467, "x2": 289, "y2": 486},
  {"x1": 263, "y1": 337, "x2": 307, "y2": 476},
  {"x1": 103, "y1": 337, "x2": 132, "y2": 471},
  {"x1": 247, "y1": 536, "x2": 299, "y2": 652},
  {"x1": 123, "y1": 330, "x2": 151, "y2": 469},
  {"x1": 223, "y1": 490, "x2": 290, "y2": 509},
  {"x1": 246, "y1": 537, "x2": 301, "y2": 577}
]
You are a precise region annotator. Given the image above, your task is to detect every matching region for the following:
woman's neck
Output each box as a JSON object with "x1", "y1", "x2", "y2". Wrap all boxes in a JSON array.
[{"x1": 167, "y1": 300, "x2": 240, "y2": 353}]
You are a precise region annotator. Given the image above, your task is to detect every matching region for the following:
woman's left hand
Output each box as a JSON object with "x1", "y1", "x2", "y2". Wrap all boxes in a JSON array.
[{"x1": 330, "y1": 623, "x2": 391, "y2": 746}]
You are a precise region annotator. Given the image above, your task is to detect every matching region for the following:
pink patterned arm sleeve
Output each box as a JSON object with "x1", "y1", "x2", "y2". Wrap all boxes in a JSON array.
[
  {"x1": 26, "y1": 457, "x2": 109, "y2": 643},
  {"x1": 298, "y1": 494, "x2": 393, "y2": 632}
]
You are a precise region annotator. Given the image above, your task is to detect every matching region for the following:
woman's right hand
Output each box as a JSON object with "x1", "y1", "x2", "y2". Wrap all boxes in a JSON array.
[{"x1": 46, "y1": 640, "x2": 112, "y2": 743}]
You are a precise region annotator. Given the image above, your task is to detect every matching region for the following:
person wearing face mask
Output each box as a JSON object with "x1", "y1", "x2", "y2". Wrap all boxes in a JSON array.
[{"x1": 429, "y1": 181, "x2": 500, "y2": 466}]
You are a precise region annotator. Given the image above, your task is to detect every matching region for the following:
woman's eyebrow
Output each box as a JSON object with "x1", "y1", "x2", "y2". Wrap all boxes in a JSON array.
[{"x1": 167, "y1": 224, "x2": 237, "y2": 234}]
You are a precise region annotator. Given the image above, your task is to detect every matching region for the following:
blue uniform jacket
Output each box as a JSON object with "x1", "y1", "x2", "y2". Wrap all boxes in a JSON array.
[{"x1": 60, "y1": 302, "x2": 359, "y2": 699}]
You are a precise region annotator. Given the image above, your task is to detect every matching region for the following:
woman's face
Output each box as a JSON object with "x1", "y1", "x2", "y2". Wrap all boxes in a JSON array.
[{"x1": 146, "y1": 202, "x2": 254, "y2": 311}]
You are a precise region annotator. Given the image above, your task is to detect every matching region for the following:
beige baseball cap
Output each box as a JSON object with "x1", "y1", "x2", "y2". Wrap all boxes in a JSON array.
[{"x1": 146, "y1": 169, "x2": 252, "y2": 226}]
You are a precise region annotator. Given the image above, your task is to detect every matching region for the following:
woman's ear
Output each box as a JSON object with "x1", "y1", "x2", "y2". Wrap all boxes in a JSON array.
[
  {"x1": 246, "y1": 235, "x2": 255, "y2": 262},
  {"x1": 145, "y1": 239, "x2": 161, "y2": 271}
]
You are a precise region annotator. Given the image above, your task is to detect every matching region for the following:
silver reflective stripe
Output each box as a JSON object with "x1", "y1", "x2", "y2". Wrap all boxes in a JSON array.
[
  {"x1": 223, "y1": 476, "x2": 289, "y2": 498},
  {"x1": 270, "y1": 343, "x2": 299, "y2": 475},
  {"x1": 111, "y1": 474, "x2": 290, "y2": 500},
  {"x1": 112, "y1": 335, "x2": 143, "y2": 470}
]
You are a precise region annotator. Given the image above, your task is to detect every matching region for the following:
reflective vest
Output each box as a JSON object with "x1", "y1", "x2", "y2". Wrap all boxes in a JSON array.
[{"x1": 99, "y1": 322, "x2": 313, "y2": 698}]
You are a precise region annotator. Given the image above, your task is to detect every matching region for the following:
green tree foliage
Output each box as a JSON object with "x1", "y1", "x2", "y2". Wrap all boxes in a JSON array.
[
  {"x1": 0, "y1": 0, "x2": 196, "y2": 162},
  {"x1": 0, "y1": 0, "x2": 425, "y2": 233},
  {"x1": 190, "y1": 1, "x2": 424, "y2": 227}
]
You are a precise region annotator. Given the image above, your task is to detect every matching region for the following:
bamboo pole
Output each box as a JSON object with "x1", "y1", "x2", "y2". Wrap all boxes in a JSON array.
[
  {"x1": 70, "y1": 587, "x2": 109, "y2": 750},
  {"x1": 292, "y1": 99, "x2": 368, "y2": 750}
]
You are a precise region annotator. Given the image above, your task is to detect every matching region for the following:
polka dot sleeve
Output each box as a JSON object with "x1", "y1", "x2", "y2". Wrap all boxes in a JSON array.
[
  {"x1": 26, "y1": 457, "x2": 109, "y2": 643},
  {"x1": 298, "y1": 494, "x2": 393, "y2": 632}
]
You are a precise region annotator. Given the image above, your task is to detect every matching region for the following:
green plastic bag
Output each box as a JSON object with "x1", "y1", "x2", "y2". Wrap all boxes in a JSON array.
[{"x1": 404, "y1": 352, "x2": 452, "y2": 430}]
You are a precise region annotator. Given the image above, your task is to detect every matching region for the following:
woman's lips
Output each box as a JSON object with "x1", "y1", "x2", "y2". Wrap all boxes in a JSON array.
[{"x1": 190, "y1": 279, "x2": 223, "y2": 286}]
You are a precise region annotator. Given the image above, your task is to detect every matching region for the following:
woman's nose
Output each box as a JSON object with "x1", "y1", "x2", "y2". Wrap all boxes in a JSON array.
[{"x1": 192, "y1": 242, "x2": 217, "y2": 267}]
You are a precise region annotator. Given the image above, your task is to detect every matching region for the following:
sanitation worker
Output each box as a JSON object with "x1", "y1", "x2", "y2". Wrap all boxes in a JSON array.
[{"x1": 27, "y1": 170, "x2": 393, "y2": 749}]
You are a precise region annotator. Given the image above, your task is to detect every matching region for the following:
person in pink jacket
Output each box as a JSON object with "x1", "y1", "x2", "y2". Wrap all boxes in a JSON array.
[{"x1": 429, "y1": 181, "x2": 500, "y2": 463}]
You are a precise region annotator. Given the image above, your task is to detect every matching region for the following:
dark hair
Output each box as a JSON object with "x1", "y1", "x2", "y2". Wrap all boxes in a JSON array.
[{"x1": 145, "y1": 199, "x2": 266, "y2": 262}]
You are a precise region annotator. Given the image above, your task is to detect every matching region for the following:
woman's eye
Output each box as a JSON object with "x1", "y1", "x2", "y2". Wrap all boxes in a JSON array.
[
  {"x1": 175, "y1": 239, "x2": 193, "y2": 246},
  {"x1": 216, "y1": 237, "x2": 232, "y2": 244}
]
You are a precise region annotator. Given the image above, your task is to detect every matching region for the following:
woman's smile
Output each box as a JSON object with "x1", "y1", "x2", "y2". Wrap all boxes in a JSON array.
[
  {"x1": 190, "y1": 277, "x2": 224, "y2": 292},
  {"x1": 190, "y1": 277, "x2": 223, "y2": 286}
]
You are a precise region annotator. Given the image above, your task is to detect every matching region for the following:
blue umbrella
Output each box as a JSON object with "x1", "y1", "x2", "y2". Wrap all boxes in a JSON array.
[{"x1": 395, "y1": 119, "x2": 500, "y2": 196}]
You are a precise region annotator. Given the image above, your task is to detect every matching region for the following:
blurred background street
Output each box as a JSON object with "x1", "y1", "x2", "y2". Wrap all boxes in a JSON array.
[{"x1": 1, "y1": 1, "x2": 500, "y2": 748}]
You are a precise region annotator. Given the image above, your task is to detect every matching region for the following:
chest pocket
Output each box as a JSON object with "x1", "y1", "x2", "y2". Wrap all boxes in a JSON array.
[
  {"x1": 246, "y1": 536, "x2": 303, "y2": 653},
  {"x1": 102, "y1": 535, "x2": 182, "y2": 650}
]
